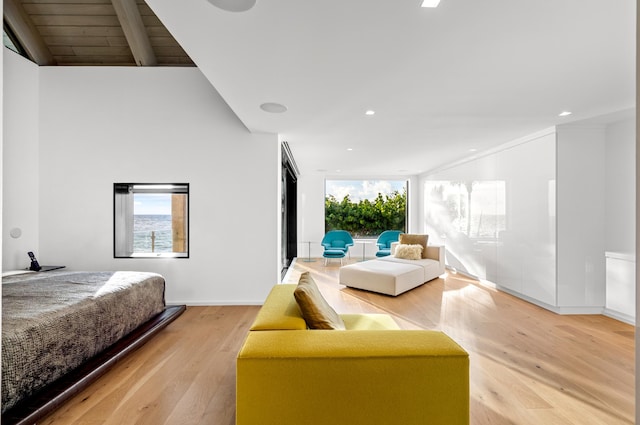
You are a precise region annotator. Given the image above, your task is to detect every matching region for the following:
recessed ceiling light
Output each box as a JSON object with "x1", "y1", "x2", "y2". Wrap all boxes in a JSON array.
[
  {"x1": 347, "y1": 148, "x2": 353, "y2": 151},
  {"x1": 260, "y1": 102, "x2": 287, "y2": 113},
  {"x1": 365, "y1": 110, "x2": 375, "y2": 116},
  {"x1": 559, "y1": 111, "x2": 572, "y2": 117},
  {"x1": 469, "y1": 148, "x2": 477, "y2": 152},
  {"x1": 207, "y1": 0, "x2": 256, "y2": 12},
  {"x1": 421, "y1": 0, "x2": 441, "y2": 7}
]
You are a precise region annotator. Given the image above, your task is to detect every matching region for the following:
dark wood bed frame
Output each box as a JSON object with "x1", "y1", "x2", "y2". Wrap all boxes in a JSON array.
[{"x1": 1, "y1": 304, "x2": 186, "y2": 425}]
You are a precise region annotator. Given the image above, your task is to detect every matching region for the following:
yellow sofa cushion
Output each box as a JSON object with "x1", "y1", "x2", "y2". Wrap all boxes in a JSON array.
[
  {"x1": 237, "y1": 330, "x2": 469, "y2": 425},
  {"x1": 294, "y1": 272, "x2": 346, "y2": 330},
  {"x1": 340, "y1": 313, "x2": 400, "y2": 330},
  {"x1": 250, "y1": 284, "x2": 307, "y2": 331}
]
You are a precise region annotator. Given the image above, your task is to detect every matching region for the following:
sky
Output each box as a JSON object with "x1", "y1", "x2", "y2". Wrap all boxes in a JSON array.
[
  {"x1": 325, "y1": 180, "x2": 407, "y2": 203},
  {"x1": 134, "y1": 194, "x2": 172, "y2": 215}
]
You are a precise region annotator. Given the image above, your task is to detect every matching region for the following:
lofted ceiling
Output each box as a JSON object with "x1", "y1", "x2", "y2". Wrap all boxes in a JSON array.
[
  {"x1": 6, "y1": 0, "x2": 635, "y2": 176},
  {"x1": 3, "y1": 0, "x2": 194, "y2": 66}
]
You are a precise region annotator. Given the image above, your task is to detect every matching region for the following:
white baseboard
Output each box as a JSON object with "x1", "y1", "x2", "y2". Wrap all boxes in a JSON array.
[
  {"x1": 603, "y1": 308, "x2": 636, "y2": 325},
  {"x1": 552, "y1": 306, "x2": 606, "y2": 315},
  {"x1": 494, "y1": 285, "x2": 607, "y2": 316}
]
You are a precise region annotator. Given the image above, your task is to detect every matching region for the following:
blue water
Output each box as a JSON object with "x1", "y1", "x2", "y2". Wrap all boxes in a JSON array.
[{"x1": 133, "y1": 215, "x2": 173, "y2": 253}]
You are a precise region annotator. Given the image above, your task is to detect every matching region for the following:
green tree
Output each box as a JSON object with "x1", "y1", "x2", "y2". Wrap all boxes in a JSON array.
[{"x1": 325, "y1": 190, "x2": 406, "y2": 238}]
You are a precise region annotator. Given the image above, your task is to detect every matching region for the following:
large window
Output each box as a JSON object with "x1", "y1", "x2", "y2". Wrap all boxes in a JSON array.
[
  {"x1": 325, "y1": 179, "x2": 407, "y2": 238},
  {"x1": 114, "y1": 183, "x2": 189, "y2": 258}
]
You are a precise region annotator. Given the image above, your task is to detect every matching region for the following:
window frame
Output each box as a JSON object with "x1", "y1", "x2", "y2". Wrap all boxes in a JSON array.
[
  {"x1": 113, "y1": 183, "x2": 190, "y2": 259},
  {"x1": 3, "y1": 22, "x2": 29, "y2": 60}
]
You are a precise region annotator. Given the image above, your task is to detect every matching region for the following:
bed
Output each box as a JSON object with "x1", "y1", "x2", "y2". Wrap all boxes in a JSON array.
[{"x1": 1, "y1": 270, "x2": 185, "y2": 425}]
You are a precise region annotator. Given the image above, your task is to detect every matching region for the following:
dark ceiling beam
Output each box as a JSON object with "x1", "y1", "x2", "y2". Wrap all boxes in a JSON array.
[
  {"x1": 4, "y1": 0, "x2": 56, "y2": 65},
  {"x1": 111, "y1": 0, "x2": 157, "y2": 66}
]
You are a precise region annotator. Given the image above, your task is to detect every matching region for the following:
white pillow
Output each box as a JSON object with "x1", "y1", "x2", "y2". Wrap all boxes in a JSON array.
[{"x1": 394, "y1": 244, "x2": 423, "y2": 260}]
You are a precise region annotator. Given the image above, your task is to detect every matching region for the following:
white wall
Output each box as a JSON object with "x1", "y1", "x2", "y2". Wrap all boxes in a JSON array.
[
  {"x1": 3, "y1": 62, "x2": 280, "y2": 305},
  {"x1": 297, "y1": 172, "x2": 326, "y2": 259},
  {"x1": 2, "y1": 50, "x2": 40, "y2": 269},
  {"x1": 420, "y1": 119, "x2": 634, "y2": 315},
  {"x1": 636, "y1": 5, "x2": 639, "y2": 414},
  {"x1": 636, "y1": 7, "x2": 640, "y2": 418},
  {"x1": 556, "y1": 124, "x2": 607, "y2": 309},
  {"x1": 420, "y1": 129, "x2": 557, "y2": 307},
  {"x1": 605, "y1": 117, "x2": 636, "y2": 254},
  {"x1": 603, "y1": 117, "x2": 635, "y2": 323}
]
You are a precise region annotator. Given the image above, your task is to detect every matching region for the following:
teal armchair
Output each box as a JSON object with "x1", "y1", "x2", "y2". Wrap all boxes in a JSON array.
[
  {"x1": 321, "y1": 230, "x2": 354, "y2": 265},
  {"x1": 376, "y1": 230, "x2": 403, "y2": 257}
]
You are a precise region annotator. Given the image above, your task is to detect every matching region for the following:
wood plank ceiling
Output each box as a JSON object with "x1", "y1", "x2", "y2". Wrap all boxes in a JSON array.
[{"x1": 4, "y1": 0, "x2": 195, "y2": 66}]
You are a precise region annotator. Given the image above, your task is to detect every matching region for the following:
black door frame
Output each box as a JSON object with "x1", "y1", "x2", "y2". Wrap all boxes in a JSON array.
[{"x1": 281, "y1": 143, "x2": 298, "y2": 277}]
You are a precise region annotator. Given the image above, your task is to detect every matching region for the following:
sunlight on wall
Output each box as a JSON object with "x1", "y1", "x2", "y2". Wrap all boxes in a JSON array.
[{"x1": 422, "y1": 134, "x2": 556, "y2": 305}]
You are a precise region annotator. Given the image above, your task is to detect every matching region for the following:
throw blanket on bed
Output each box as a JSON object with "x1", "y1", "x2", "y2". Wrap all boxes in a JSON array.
[{"x1": 1, "y1": 271, "x2": 166, "y2": 413}]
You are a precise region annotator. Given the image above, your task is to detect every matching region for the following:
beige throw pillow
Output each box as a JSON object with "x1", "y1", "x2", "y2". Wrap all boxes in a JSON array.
[
  {"x1": 399, "y1": 234, "x2": 429, "y2": 259},
  {"x1": 394, "y1": 244, "x2": 423, "y2": 260},
  {"x1": 294, "y1": 272, "x2": 346, "y2": 330}
]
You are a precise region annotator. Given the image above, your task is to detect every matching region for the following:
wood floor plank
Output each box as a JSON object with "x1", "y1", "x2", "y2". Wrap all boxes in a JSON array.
[{"x1": 38, "y1": 259, "x2": 633, "y2": 425}]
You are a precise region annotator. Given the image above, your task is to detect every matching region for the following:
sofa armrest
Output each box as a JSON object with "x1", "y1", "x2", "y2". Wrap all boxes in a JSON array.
[
  {"x1": 249, "y1": 284, "x2": 307, "y2": 330},
  {"x1": 237, "y1": 330, "x2": 469, "y2": 425},
  {"x1": 425, "y1": 244, "x2": 444, "y2": 262}
]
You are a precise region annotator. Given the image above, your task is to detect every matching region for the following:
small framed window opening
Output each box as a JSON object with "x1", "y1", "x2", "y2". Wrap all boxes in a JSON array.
[{"x1": 114, "y1": 183, "x2": 189, "y2": 258}]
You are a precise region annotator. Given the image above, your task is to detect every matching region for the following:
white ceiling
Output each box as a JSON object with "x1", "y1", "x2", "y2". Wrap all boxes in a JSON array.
[{"x1": 147, "y1": 0, "x2": 635, "y2": 176}]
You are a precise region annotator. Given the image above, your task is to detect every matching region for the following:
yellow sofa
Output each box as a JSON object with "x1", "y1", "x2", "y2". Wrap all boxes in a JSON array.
[{"x1": 236, "y1": 284, "x2": 469, "y2": 425}]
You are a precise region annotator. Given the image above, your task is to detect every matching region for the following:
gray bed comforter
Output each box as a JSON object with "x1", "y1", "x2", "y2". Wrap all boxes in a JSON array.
[{"x1": 1, "y1": 271, "x2": 166, "y2": 412}]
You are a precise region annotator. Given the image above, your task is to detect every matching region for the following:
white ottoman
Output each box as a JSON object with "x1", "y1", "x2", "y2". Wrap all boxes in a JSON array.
[{"x1": 339, "y1": 260, "x2": 425, "y2": 296}]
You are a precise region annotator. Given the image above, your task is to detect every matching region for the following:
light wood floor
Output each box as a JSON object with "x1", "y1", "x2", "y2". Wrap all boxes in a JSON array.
[{"x1": 41, "y1": 258, "x2": 635, "y2": 425}]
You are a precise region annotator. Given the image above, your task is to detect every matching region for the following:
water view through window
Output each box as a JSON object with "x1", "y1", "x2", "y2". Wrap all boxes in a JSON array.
[
  {"x1": 133, "y1": 194, "x2": 173, "y2": 253},
  {"x1": 114, "y1": 183, "x2": 189, "y2": 258}
]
